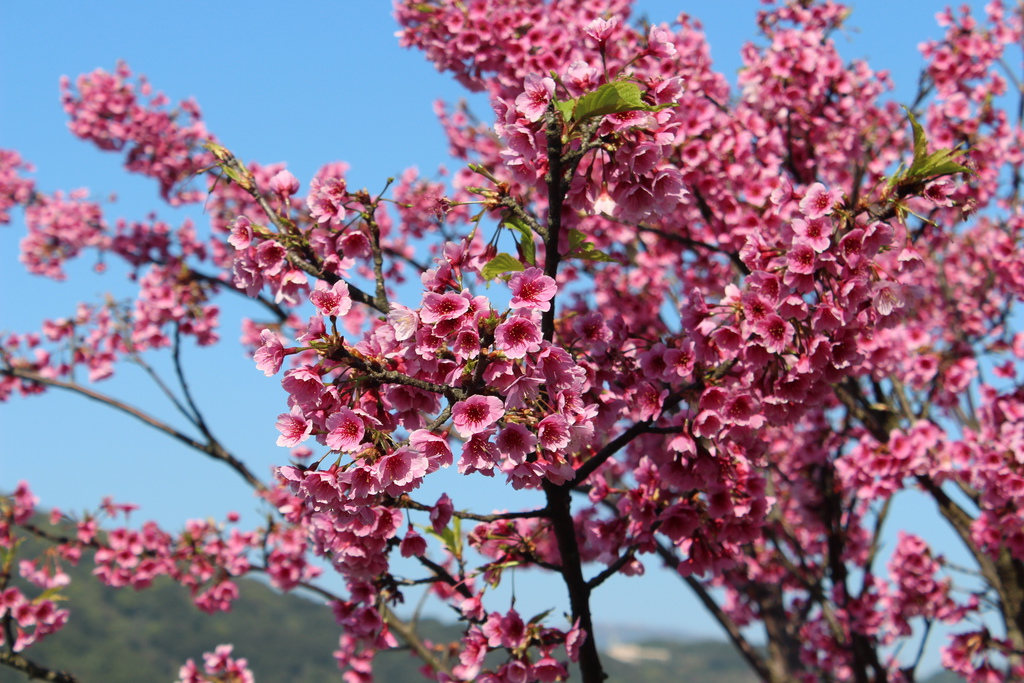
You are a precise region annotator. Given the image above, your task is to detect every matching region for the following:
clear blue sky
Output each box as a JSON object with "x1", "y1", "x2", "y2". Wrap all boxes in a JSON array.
[{"x1": 0, "y1": 0, "x2": 990, "y2": 670}]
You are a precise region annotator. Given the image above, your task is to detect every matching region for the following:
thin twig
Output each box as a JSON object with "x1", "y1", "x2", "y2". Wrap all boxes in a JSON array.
[
  {"x1": 2, "y1": 367, "x2": 264, "y2": 491},
  {"x1": 586, "y1": 545, "x2": 638, "y2": 590},
  {"x1": 569, "y1": 420, "x2": 653, "y2": 488},
  {"x1": 655, "y1": 542, "x2": 773, "y2": 681},
  {"x1": 0, "y1": 652, "x2": 79, "y2": 683},
  {"x1": 398, "y1": 496, "x2": 549, "y2": 522}
]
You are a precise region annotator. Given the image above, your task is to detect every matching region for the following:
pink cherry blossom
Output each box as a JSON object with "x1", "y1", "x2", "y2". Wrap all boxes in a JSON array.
[
  {"x1": 324, "y1": 408, "x2": 366, "y2": 452},
  {"x1": 514, "y1": 75, "x2": 555, "y2": 123},
  {"x1": 429, "y1": 493, "x2": 454, "y2": 534},
  {"x1": 451, "y1": 395, "x2": 504, "y2": 438},
  {"x1": 275, "y1": 409, "x2": 312, "y2": 448},
  {"x1": 227, "y1": 216, "x2": 253, "y2": 250},
  {"x1": 377, "y1": 447, "x2": 429, "y2": 496},
  {"x1": 798, "y1": 182, "x2": 842, "y2": 219},
  {"x1": 508, "y1": 267, "x2": 557, "y2": 312},
  {"x1": 268, "y1": 170, "x2": 299, "y2": 197},
  {"x1": 253, "y1": 329, "x2": 285, "y2": 376},
  {"x1": 537, "y1": 414, "x2": 571, "y2": 452},
  {"x1": 494, "y1": 314, "x2": 542, "y2": 359},
  {"x1": 420, "y1": 291, "x2": 470, "y2": 324},
  {"x1": 495, "y1": 423, "x2": 538, "y2": 463},
  {"x1": 792, "y1": 216, "x2": 832, "y2": 252},
  {"x1": 309, "y1": 279, "x2": 352, "y2": 318}
]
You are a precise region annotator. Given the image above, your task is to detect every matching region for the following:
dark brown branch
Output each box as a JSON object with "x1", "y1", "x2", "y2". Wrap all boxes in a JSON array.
[
  {"x1": 543, "y1": 480, "x2": 604, "y2": 682},
  {"x1": 586, "y1": 545, "x2": 638, "y2": 590},
  {"x1": 416, "y1": 556, "x2": 474, "y2": 600},
  {"x1": 171, "y1": 325, "x2": 210, "y2": 434},
  {"x1": 186, "y1": 268, "x2": 289, "y2": 323},
  {"x1": 284, "y1": 252, "x2": 385, "y2": 314},
  {"x1": 637, "y1": 224, "x2": 750, "y2": 275},
  {"x1": 498, "y1": 195, "x2": 547, "y2": 240},
  {"x1": 365, "y1": 200, "x2": 390, "y2": 311},
  {"x1": 398, "y1": 497, "x2": 549, "y2": 522},
  {"x1": 541, "y1": 103, "x2": 566, "y2": 343},
  {"x1": 0, "y1": 652, "x2": 79, "y2": 683},
  {"x1": 570, "y1": 420, "x2": 652, "y2": 488},
  {"x1": 328, "y1": 346, "x2": 466, "y2": 402}
]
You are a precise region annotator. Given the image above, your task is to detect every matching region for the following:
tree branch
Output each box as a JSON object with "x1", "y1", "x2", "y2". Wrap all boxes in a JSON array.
[
  {"x1": 0, "y1": 652, "x2": 79, "y2": 683},
  {"x1": 2, "y1": 367, "x2": 264, "y2": 491},
  {"x1": 655, "y1": 542, "x2": 773, "y2": 682},
  {"x1": 398, "y1": 496, "x2": 549, "y2": 522},
  {"x1": 570, "y1": 420, "x2": 653, "y2": 488}
]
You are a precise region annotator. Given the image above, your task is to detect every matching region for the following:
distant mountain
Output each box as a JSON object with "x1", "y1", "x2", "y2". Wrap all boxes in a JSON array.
[{"x1": 0, "y1": 522, "x2": 964, "y2": 682}]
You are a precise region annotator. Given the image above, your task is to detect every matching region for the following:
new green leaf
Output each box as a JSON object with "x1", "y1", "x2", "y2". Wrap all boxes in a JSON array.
[
  {"x1": 504, "y1": 215, "x2": 536, "y2": 266},
  {"x1": 570, "y1": 82, "x2": 672, "y2": 123},
  {"x1": 566, "y1": 229, "x2": 616, "y2": 262},
  {"x1": 481, "y1": 252, "x2": 525, "y2": 280},
  {"x1": 902, "y1": 106, "x2": 973, "y2": 181}
]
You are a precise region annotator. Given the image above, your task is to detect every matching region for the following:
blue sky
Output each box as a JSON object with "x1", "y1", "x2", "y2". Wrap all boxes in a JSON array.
[{"x1": 0, "y1": 0, "x2": 993, "y2": 671}]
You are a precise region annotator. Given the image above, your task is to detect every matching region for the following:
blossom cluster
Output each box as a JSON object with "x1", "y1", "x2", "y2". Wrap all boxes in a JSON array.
[{"x1": 4, "y1": 0, "x2": 1024, "y2": 682}]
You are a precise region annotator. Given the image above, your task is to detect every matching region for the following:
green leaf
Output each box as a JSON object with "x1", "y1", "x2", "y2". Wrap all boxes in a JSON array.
[
  {"x1": 565, "y1": 229, "x2": 616, "y2": 262},
  {"x1": 903, "y1": 106, "x2": 928, "y2": 166},
  {"x1": 420, "y1": 519, "x2": 462, "y2": 561},
  {"x1": 483, "y1": 559, "x2": 522, "y2": 587},
  {"x1": 452, "y1": 516, "x2": 462, "y2": 559},
  {"x1": 553, "y1": 97, "x2": 577, "y2": 122},
  {"x1": 901, "y1": 105, "x2": 973, "y2": 181},
  {"x1": 35, "y1": 586, "x2": 66, "y2": 603},
  {"x1": 481, "y1": 252, "x2": 525, "y2": 280},
  {"x1": 908, "y1": 149, "x2": 973, "y2": 181},
  {"x1": 528, "y1": 608, "x2": 553, "y2": 625},
  {"x1": 504, "y1": 215, "x2": 536, "y2": 266},
  {"x1": 885, "y1": 162, "x2": 907, "y2": 190},
  {"x1": 571, "y1": 81, "x2": 671, "y2": 123},
  {"x1": 567, "y1": 229, "x2": 586, "y2": 252}
]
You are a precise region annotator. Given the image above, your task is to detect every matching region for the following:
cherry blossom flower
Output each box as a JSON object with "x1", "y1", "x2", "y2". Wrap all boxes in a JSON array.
[
  {"x1": 451, "y1": 395, "x2": 505, "y2": 438},
  {"x1": 495, "y1": 423, "x2": 538, "y2": 463},
  {"x1": 307, "y1": 176, "x2": 347, "y2": 224},
  {"x1": 429, "y1": 493, "x2": 454, "y2": 534},
  {"x1": 410, "y1": 430, "x2": 453, "y2": 471},
  {"x1": 400, "y1": 528, "x2": 427, "y2": 558},
  {"x1": 647, "y1": 25, "x2": 678, "y2": 58},
  {"x1": 275, "y1": 408, "x2": 312, "y2": 448},
  {"x1": 227, "y1": 216, "x2": 253, "y2": 250},
  {"x1": 537, "y1": 414, "x2": 571, "y2": 451},
  {"x1": 798, "y1": 182, "x2": 842, "y2": 219},
  {"x1": 459, "y1": 430, "x2": 500, "y2": 474},
  {"x1": 514, "y1": 74, "x2": 555, "y2": 123},
  {"x1": 377, "y1": 447, "x2": 429, "y2": 496},
  {"x1": 792, "y1": 216, "x2": 832, "y2": 252},
  {"x1": 508, "y1": 267, "x2": 557, "y2": 311},
  {"x1": 387, "y1": 303, "x2": 419, "y2": 341},
  {"x1": 253, "y1": 328, "x2": 285, "y2": 376},
  {"x1": 309, "y1": 279, "x2": 352, "y2": 318},
  {"x1": 872, "y1": 280, "x2": 906, "y2": 316},
  {"x1": 585, "y1": 17, "x2": 617, "y2": 45},
  {"x1": 420, "y1": 291, "x2": 470, "y2": 324},
  {"x1": 268, "y1": 170, "x2": 299, "y2": 197},
  {"x1": 324, "y1": 408, "x2": 366, "y2": 452},
  {"x1": 495, "y1": 314, "x2": 542, "y2": 359},
  {"x1": 756, "y1": 315, "x2": 794, "y2": 354}
]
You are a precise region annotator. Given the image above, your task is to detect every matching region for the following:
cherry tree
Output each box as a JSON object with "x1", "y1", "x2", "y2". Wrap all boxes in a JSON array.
[{"x1": 3, "y1": 1, "x2": 1024, "y2": 682}]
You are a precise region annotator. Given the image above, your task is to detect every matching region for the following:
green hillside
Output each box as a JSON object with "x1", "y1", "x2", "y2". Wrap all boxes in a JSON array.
[{"x1": 0, "y1": 523, "x2": 962, "y2": 682}]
